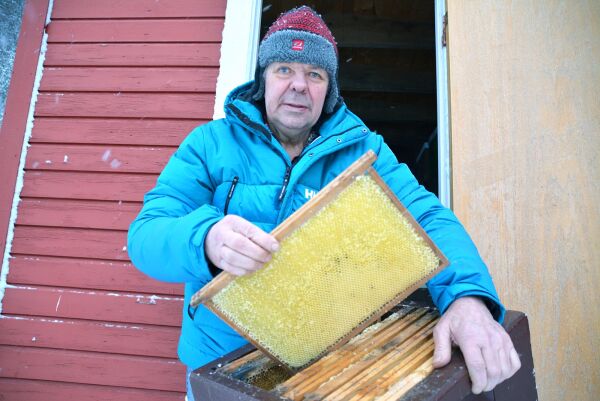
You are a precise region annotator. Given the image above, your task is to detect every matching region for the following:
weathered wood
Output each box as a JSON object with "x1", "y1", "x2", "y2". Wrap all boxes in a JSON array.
[
  {"x1": 47, "y1": 19, "x2": 224, "y2": 43},
  {"x1": 7, "y1": 254, "x2": 183, "y2": 295},
  {"x1": 0, "y1": 315, "x2": 179, "y2": 358},
  {"x1": 374, "y1": 358, "x2": 434, "y2": 401},
  {"x1": 303, "y1": 323, "x2": 436, "y2": 400},
  {"x1": 45, "y1": 43, "x2": 221, "y2": 67},
  {"x1": 343, "y1": 340, "x2": 434, "y2": 400},
  {"x1": 31, "y1": 117, "x2": 201, "y2": 146},
  {"x1": 52, "y1": 0, "x2": 226, "y2": 19},
  {"x1": 36, "y1": 92, "x2": 215, "y2": 119},
  {"x1": 279, "y1": 307, "x2": 421, "y2": 391},
  {"x1": 21, "y1": 171, "x2": 157, "y2": 201},
  {"x1": 16, "y1": 198, "x2": 141, "y2": 230},
  {"x1": 2, "y1": 286, "x2": 183, "y2": 327},
  {"x1": 447, "y1": 2, "x2": 600, "y2": 400},
  {"x1": 25, "y1": 144, "x2": 175, "y2": 173},
  {"x1": 41, "y1": 67, "x2": 219, "y2": 93},
  {"x1": 12, "y1": 226, "x2": 129, "y2": 260},
  {"x1": 0, "y1": 345, "x2": 185, "y2": 392},
  {"x1": 0, "y1": 378, "x2": 184, "y2": 401},
  {"x1": 284, "y1": 312, "x2": 436, "y2": 400}
]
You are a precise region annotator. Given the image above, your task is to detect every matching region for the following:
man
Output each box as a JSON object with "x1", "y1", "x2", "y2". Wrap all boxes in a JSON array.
[{"x1": 128, "y1": 6, "x2": 520, "y2": 399}]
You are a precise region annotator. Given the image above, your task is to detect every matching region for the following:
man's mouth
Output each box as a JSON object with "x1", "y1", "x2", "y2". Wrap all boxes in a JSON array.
[{"x1": 282, "y1": 102, "x2": 309, "y2": 110}]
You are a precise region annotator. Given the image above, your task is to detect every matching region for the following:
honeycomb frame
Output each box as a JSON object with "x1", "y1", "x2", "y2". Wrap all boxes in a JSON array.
[{"x1": 191, "y1": 151, "x2": 449, "y2": 371}]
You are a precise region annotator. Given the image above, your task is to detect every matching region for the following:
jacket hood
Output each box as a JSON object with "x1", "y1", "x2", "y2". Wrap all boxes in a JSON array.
[{"x1": 223, "y1": 81, "x2": 367, "y2": 140}]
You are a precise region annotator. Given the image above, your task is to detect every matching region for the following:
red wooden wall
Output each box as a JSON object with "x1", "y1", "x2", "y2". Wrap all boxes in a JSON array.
[{"x1": 0, "y1": 0, "x2": 226, "y2": 399}]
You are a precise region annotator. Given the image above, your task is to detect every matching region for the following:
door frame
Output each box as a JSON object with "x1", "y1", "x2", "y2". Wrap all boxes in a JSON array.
[{"x1": 215, "y1": 0, "x2": 452, "y2": 207}]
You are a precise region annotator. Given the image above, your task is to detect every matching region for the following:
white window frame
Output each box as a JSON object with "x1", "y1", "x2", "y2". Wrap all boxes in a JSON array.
[
  {"x1": 215, "y1": 0, "x2": 452, "y2": 207},
  {"x1": 213, "y1": 0, "x2": 263, "y2": 120}
]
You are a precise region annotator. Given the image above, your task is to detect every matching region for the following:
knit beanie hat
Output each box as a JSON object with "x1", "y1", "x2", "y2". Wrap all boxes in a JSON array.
[{"x1": 250, "y1": 6, "x2": 340, "y2": 114}]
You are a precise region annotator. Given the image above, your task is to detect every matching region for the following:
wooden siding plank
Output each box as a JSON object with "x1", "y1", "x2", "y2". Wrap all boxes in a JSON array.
[
  {"x1": 0, "y1": 0, "x2": 50, "y2": 260},
  {"x1": 21, "y1": 171, "x2": 157, "y2": 202},
  {"x1": 52, "y1": 0, "x2": 226, "y2": 19},
  {"x1": 0, "y1": 316, "x2": 178, "y2": 358},
  {"x1": 45, "y1": 43, "x2": 221, "y2": 66},
  {"x1": 16, "y1": 198, "x2": 141, "y2": 230},
  {"x1": 0, "y1": 345, "x2": 185, "y2": 392},
  {"x1": 7, "y1": 255, "x2": 183, "y2": 295},
  {"x1": 40, "y1": 67, "x2": 219, "y2": 92},
  {"x1": 2, "y1": 286, "x2": 183, "y2": 327},
  {"x1": 47, "y1": 19, "x2": 224, "y2": 43},
  {"x1": 0, "y1": 378, "x2": 183, "y2": 401},
  {"x1": 26, "y1": 144, "x2": 175, "y2": 173},
  {"x1": 12, "y1": 226, "x2": 129, "y2": 260},
  {"x1": 31, "y1": 117, "x2": 201, "y2": 146},
  {"x1": 36, "y1": 92, "x2": 215, "y2": 119}
]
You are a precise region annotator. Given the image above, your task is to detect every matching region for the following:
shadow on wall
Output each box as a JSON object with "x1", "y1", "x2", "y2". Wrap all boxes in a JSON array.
[{"x1": 0, "y1": 0, "x2": 25, "y2": 130}]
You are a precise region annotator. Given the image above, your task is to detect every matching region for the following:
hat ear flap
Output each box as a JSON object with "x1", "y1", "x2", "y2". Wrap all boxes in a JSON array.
[
  {"x1": 251, "y1": 66, "x2": 266, "y2": 103},
  {"x1": 239, "y1": 65, "x2": 266, "y2": 103}
]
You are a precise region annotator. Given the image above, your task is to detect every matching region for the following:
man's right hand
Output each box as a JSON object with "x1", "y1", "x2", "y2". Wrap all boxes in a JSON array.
[{"x1": 204, "y1": 215, "x2": 280, "y2": 276}]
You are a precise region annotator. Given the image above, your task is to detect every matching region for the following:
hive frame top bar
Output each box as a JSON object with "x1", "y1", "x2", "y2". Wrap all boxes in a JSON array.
[{"x1": 190, "y1": 150, "x2": 449, "y2": 370}]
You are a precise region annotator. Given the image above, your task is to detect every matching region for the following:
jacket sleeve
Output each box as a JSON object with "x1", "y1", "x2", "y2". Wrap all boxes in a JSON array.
[
  {"x1": 127, "y1": 126, "x2": 223, "y2": 284},
  {"x1": 372, "y1": 137, "x2": 505, "y2": 322}
]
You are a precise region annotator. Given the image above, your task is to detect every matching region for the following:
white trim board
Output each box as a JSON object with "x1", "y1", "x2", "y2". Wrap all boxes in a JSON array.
[
  {"x1": 212, "y1": 0, "x2": 263, "y2": 120},
  {"x1": 435, "y1": 0, "x2": 452, "y2": 208}
]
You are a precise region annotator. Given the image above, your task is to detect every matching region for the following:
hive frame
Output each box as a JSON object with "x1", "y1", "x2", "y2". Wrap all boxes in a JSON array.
[{"x1": 190, "y1": 150, "x2": 449, "y2": 371}]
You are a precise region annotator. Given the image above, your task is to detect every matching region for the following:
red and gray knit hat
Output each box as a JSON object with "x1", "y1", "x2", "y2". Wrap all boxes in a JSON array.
[{"x1": 251, "y1": 6, "x2": 340, "y2": 114}]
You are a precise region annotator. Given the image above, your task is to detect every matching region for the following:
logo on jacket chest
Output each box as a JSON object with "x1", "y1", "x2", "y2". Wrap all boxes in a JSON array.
[{"x1": 304, "y1": 188, "x2": 316, "y2": 200}]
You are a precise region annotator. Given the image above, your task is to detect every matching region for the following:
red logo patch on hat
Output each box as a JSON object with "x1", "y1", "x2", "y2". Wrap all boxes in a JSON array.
[{"x1": 291, "y1": 39, "x2": 304, "y2": 51}]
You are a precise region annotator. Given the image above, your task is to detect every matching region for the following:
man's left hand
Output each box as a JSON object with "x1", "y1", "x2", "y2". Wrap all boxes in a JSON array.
[{"x1": 432, "y1": 296, "x2": 521, "y2": 394}]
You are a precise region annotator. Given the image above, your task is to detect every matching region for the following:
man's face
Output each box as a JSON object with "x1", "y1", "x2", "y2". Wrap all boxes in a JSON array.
[{"x1": 264, "y1": 62, "x2": 329, "y2": 143}]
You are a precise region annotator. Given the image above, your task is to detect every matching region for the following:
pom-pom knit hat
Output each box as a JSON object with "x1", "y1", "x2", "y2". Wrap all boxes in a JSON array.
[{"x1": 250, "y1": 6, "x2": 340, "y2": 114}]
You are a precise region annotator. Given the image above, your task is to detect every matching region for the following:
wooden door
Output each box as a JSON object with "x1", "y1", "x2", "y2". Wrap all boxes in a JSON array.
[{"x1": 446, "y1": 2, "x2": 600, "y2": 400}]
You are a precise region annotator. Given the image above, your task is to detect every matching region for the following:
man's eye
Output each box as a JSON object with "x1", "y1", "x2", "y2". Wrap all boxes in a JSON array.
[
  {"x1": 278, "y1": 66, "x2": 290, "y2": 74},
  {"x1": 309, "y1": 71, "x2": 323, "y2": 79}
]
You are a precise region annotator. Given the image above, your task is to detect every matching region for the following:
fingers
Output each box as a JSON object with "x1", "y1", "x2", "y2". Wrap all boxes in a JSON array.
[
  {"x1": 440, "y1": 297, "x2": 523, "y2": 395},
  {"x1": 481, "y1": 344, "x2": 502, "y2": 392},
  {"x1": 204, "y1": 215, "x2": 280, "y2": 276},
  {"x1": 231, "y1": 218, "x2": 279, "y2": 252},
  {"x1": 510, "y1": 348, "x2": 522, "y2": 374},
  {"x1": 432, "y1": 320, "x2": 452, "y2": 368},
  {"x1": 461, "y1": 344, "x2": 488, "y2": 394}
]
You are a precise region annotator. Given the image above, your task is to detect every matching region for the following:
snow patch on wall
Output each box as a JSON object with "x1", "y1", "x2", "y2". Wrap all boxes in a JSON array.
[{"x1": 0, "y1": 29, "x2": 50, "y2": 314}]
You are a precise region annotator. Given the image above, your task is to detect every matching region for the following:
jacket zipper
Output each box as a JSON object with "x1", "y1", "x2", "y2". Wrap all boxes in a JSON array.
[
  {"x1": 223, "y1": 176, "x2": 239, "y2": 214},
  {"x1": 278, "y1": 157, "x2": 299, "y2": 201}
]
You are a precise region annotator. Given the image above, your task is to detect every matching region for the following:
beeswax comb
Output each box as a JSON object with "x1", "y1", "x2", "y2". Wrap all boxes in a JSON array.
[{"x1": 190, "y1": 150, "x2": 448, "y2": 370}]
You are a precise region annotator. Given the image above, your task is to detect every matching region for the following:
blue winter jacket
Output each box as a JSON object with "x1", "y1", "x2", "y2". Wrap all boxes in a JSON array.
[{"x1": 128, "y1": 82, "x2": 504, "y2": 369}]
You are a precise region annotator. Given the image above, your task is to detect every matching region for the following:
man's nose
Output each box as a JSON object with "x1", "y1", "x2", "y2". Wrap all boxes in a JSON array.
[{"x1": 290, "y1": 73, "x2": 308, "y2": 92}]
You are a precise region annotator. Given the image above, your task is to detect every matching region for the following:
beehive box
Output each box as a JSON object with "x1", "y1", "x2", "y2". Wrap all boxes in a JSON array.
[
  {"x1": 191, "y1": 151, "x2": 448, "y2": 370},
  {"x1": 190, "y1": 291, "x2": 538, "y2": 401}
]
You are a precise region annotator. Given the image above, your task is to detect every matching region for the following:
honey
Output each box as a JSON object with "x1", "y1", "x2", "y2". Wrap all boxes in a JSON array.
[{"x1": 212, "y1": 174, "x2": 440, "y2": 369}]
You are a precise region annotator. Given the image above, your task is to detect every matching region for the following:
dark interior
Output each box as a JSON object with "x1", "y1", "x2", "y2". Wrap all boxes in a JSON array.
[{"x1": 260, "y1": 0, "x2": 439, "y2": 195}]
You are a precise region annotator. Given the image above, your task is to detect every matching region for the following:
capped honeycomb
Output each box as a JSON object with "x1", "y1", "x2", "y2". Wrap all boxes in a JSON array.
[{"x1": 210, "y1": 171, "x2": 445, "y2": 370}]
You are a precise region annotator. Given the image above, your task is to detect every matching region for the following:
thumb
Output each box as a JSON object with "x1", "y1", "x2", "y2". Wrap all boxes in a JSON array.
[{"x1": 432, "y1": 321, "x2": 452, "y2": 368}]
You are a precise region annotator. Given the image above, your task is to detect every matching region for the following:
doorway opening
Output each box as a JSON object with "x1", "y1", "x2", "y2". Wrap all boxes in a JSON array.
[{"x1": 260, "y1": 1, "x2": 440, "y2": 195}]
